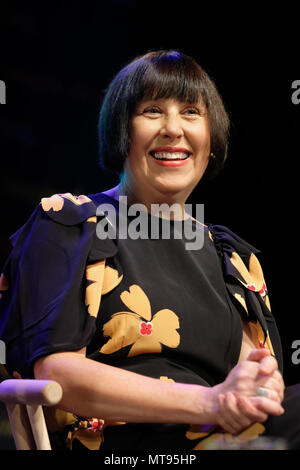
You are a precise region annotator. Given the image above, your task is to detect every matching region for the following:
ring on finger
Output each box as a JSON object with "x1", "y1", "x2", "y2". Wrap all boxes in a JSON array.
[{"x1": 256, "y1": 387, "x2": 269, "y2": 398}]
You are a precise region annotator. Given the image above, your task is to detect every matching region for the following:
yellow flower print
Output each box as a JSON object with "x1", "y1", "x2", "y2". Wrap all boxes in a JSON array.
[
  {"x1": 100, "y1": 285, "x2": 180, "y2": 357},
  {"x1": 233, "y1": 292, "x2": 248, "y2": 314},
  {"x1": 41, "y1": 192, "x2": 91, "y2": 212},
  {"x1": 85, "y1": 262, "x2": 123, "y2": 318},
  {"x1": 85, "y1": 260, "x2": 106, "y2": 318},
  {"x1": 230, "y1": 251, "x2": 271, "y2": 311},
  {"x1": 186, "y1": 422, "x2": 265, "y2": 450},
  {"x1": 41, "y1": 194, "x2": 65, "y2": 212}
]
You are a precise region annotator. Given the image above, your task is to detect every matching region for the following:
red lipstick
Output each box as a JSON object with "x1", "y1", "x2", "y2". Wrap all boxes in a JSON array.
[
  {"x1": 149, "y1": 146, "x2": 191, "y2": 167},
  {"x1": 150, "y1": 146, "x2": 191, "y2": 153}
]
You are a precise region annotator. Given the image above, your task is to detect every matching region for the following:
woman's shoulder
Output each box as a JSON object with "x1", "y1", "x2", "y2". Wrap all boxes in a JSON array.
[
  {"x1": 206, "y1": 223, "x2": 260, "y2": 257},
  {"x1": 207, "y1": 222, "x2": 268, "y2": 294},
  {"x1": 40, "y1": 191, "x2": 119, "y2": 224},
  {"x1": 39, "y1": 192, "x2": 98, "y2": 226},
  {"x1": 7, "y1": 192, "x2": 118, "y2": 259},
  {"x1": 7, "y1": 192, "x2": 98, "y2": 250}
]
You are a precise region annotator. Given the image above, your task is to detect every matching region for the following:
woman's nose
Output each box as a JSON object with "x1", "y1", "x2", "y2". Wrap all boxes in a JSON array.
[{"x1": 159, "y1": 115, "x2": 184, "y2": 139}]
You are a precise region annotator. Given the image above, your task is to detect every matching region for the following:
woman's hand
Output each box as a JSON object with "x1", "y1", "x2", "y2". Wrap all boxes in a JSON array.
[
  {"x1": 210, "y1": 348, "x2": 285, "y2": 434},
  {"x1": 215, "y1": 392, "x2": 268, "y2": 435}
]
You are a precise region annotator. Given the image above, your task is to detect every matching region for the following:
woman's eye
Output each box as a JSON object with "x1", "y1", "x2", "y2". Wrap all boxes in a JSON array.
[
  {"x1": 143, "y1": 107, "x2": 161, "y2": 114},
  {"x1": 185, "y1": 108, "x2": 199, "y2": 115}
]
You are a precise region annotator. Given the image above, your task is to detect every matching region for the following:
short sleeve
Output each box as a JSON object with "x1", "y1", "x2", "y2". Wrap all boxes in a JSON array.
[
  {"x1": 208, "y1": 223, "x2": 284, "y2": 373},
  {"x1": 0, "y1": 193, "x2": 118, "y2": 378}
]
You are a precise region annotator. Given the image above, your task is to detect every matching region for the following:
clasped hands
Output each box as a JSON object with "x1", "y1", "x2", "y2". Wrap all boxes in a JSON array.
[{"x1": 212, "y1": 348, "x2": 285, "y2": 435}]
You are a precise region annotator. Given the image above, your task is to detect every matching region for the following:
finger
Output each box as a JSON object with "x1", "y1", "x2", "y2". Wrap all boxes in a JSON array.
[
  {"x1": 225, "y1": 392, "x2": 254, "y2": 432},
  {"x1": 218, "y1": 393, "x2": 252, "y2": 435},
  {"x1": 216, "y1": 394, "x2": 241, "y2": 434},
  {"x1": 249, "y1": 396, "x2": 285, "y2": 416},
  {"x1": 246, "y1": 348, "x2": 271, "y2": 363},
  {"x1": 275, "y1": 371, "x2": 286, "y2": 402},
  {"x1": 258, "y1": 355, "x2": 278, "y2": 376},
  {"x1": 271, "y1": 369, "x2": 285, "y2": 399},
  {"x1": 235, "y1": 394, "x2": 268, "y2": 423},
  {"x1": 257, "y1": 373, "x2": 285, "y2": 402},
  {"x1": 215, "y1": 394, "x2": 232, "y2": 432},
  {"x1": 246, "y1": 348, "x2": 278, "y2": 376},
  {"x1": 224, "y1": 392, "x2": 251, "y2": 432},
  {"x1": 256, "y1": 386, "x2": 281, "y2": 403}
]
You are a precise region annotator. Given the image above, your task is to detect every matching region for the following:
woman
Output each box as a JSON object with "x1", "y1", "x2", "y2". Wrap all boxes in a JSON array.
[{"x1": 0, "y1": 50, "x2": 298, "y2": 451}]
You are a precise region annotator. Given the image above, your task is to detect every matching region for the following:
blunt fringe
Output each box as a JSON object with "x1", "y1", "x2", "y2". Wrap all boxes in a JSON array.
[{"x1": 98, "y1": 50, "x2": 230, "y2": 180}]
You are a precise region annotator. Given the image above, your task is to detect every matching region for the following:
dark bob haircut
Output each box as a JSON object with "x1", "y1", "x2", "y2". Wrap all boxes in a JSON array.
[{"x1": 98, "y1": 50, "x2": 230, "y2": 180}]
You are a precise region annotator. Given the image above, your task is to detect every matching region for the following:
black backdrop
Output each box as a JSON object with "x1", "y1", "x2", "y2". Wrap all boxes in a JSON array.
[{"x1": 0, "y1": 1, "x2": 299, "y2": 387}]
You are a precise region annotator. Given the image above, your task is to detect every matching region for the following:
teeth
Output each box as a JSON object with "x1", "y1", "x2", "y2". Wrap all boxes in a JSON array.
[{"x1": 151, "y1": 152, "x2": 189, "y2": 160}]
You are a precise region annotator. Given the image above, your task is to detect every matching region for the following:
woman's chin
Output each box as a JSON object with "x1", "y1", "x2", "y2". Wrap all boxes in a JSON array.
[
  {"x1": 151, "y1": 175, "x2": 198, "y2": 197},
  {"x1": 151, "y1": 181, "x2": 192, "y2": 199}
]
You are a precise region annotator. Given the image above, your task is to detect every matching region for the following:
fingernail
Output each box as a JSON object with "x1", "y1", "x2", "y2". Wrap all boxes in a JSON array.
[{"x1": 260, "y1": 365, "x2": 271, "y2": 375}]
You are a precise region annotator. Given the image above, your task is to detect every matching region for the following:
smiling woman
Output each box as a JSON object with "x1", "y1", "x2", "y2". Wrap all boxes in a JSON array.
[
  {"x1": 1, "y1": 50, "x2": 300, "y2": 451},
  {"x1": 98, "y1": 50, "x2": 229, "y2": 182},
  {"x1": 125, "y1": 98, "x2": 211, "y2": 206}
]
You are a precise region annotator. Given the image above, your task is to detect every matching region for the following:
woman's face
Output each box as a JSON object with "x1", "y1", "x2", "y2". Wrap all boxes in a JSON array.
[{"x1": 123, "y1": 97, "x2": 211, "y2": 203}]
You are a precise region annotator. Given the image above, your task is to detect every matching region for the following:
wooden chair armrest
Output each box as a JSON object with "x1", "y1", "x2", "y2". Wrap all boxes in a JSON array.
[
  {"x1": 0, "y1": 379, "x2": 63, "y2": 406},
  {"x1": 0, "y1": 380, "x2": 63, "y2": 449}
]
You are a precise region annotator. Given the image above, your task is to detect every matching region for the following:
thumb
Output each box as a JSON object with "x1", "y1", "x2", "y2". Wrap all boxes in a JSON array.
[
  {"x1": 247, "y1": 348, "x2": 277, "y2": 376},
  {"x1": 246, "y1": 348, "x2": 271, "y2": 363}
]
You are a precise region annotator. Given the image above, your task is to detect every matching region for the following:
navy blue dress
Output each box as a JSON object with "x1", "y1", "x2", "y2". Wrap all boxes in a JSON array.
[{"x1": 1, "y1": 192, "x2": 298, "y2": 450}]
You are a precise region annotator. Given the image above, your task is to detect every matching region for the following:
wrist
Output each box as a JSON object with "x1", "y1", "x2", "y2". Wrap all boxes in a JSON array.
[
  {"x1": 202, "y1": 385, "x2": 220, "y2": 424},
  {"x1": 186, "y1": 383, "x2": 220, "y2": 425}
]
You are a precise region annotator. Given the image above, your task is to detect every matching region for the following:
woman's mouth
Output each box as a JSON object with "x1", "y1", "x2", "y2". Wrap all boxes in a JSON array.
[
  {"x1": 149, "y1": 151, "x2": 191, "y2": 167},
  {"x1": 150, "y1": 151, "x2": 190, "y2": 161}
]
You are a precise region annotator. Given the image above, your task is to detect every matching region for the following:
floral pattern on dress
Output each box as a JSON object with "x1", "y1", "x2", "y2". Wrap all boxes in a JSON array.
[
  {"x1": 100, "y1": 284, "x2": 180, "y2": 357},
  {"x1": 185, "y1": 422, "x2": 266, "y2": 450}
]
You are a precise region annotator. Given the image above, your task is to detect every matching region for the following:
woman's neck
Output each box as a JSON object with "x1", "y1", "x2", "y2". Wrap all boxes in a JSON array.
[{"x1": 102, "y1": 183, "x2": 190, "y2": 221}]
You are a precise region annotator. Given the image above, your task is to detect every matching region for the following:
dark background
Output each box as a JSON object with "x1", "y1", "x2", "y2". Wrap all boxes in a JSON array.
[{"x1": 0, "y1": 0, "x2": 299, "y2": 449}]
